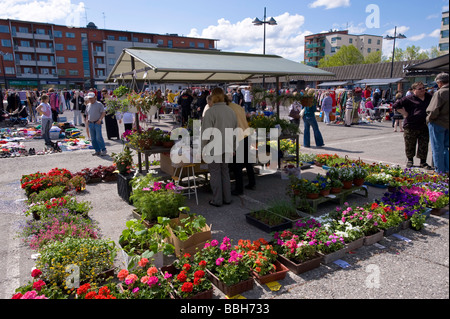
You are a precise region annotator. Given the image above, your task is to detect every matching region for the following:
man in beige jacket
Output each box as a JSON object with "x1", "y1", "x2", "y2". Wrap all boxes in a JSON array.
[{"x1": 426, "y1": 72, "x2": 449, "y2": 174}]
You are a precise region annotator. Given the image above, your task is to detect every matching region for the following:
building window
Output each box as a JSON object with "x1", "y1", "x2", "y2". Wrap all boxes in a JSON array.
[
  {"x1": 19, "y1": 27, "x2": 29, "y2": 33},
  {"x1": 108, "y1": 58, "x2": 115, "y2": 65},
  {"x1": 331, "y1": 37, "x2": 341, "y2": 43},
  {"x1": 96, "y1": 70, "x2": 105, "y2": 77},
  {"x1": 143, "y1": 38, "x2": 151, "y2": 43},
  {"x1": 66, "y1": 32, "x2": 75, "y2": 38},
  {"x1": 441, "y1": 30, "x2": 449, "y2": 38},
  {"x1": 56, "y1": 56, "x2": 65, "y2": 63},
  {"x1": 67, "y1": 45, "x2": 76, "y2": 50},
  {"x1": 38, "y1": 42, "x2": 47, "y2": 48},
  {"x1": 107, "y1": 46, "x2": 115, "y2": 54},
  {"x1": 39, "y1": 55, "x2": 49, "y2": 61},
  {"x1": 68, "y1": 57, "x2": 78, "y2": 63},
  {"x1": 439, "y1": 42, "x2": 449, "y2": 51},
  {"x1": 367, "y1": 48, "x2": 371, "y2": 53},
  {"x1": 132, "y1": 37, "x2": 139, "y2": 42},
  {"x1": 443, "y1": 16, "x2": 449, "y2": 25},
  {"x1": 57, "y1": 69, "x2": 66, "y2": 76},
  {"x1": 0, "y1": 25, "x2": 9, "y2": 33},
  {"x1": 69, "y1": 70, "x2": 79, "y2": 75},
  {"x1": 198, "y1": 42, "x2": 205, "y2": 48},
  {"x1": 3, "y1": 54, "x2": 13, "y2": 61},
  {"x1": 5, "y1": 67, "x2": 15, "y2": 74},
  {"x1": 119, "y1": 36, "x2": 128, "y2": 41},
  {"x1": 36, "y1": 28, "x2": 46, "y2": 35},
  {"x1": 23, "y1": 67, "x2": 34, "y2": 74},
  {"x1": 377, "y1": 39, "x2": 381, "y2": 45},
  {"x1": 168, "y1": 40, "x2": 173, "y2": 48},
  {"x1": 20, "y1": 40, "x2": 30, "y2": 47},
  {"x1": 349, "y1": 38, "x2": 353, "y2": 44},
  {"x1": 368, "y1": 38, "x2": 372, "y2": 44},
  {"x1": 95, "y1": 46, "x2": 103, "y2": 52},
  {"x1": 190, "y1": 42, "x2": 195, "y2": 47},
  {"x1": 41, "y1": 68, "x2": 49, "y2": 75},
  {"x1": 1, "y1": 39, "x2": 11, "y2": 47},
  {"x1": 55, "y1": 43, "x2": 64, "y2": 50},
  {"x1": 107, "y1": 35, "x2": 115, "y2": 40},
  {"x1": 157, "y1": 39, "x2": 164, "y2": 45}
]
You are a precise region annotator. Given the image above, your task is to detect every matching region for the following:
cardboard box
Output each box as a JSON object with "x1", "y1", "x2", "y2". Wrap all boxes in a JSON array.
[
  {"x1": 167, "y1": 213, "x2": 212, "y2": 258},
  {"x1": 160, "y1": 153, "x2": 209, "y2": 178}
]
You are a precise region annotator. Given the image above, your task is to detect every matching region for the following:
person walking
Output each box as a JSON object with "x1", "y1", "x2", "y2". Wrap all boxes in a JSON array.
[
  {"x1": 392, "y1": 92, "x2": 404, "y2": 132},
  {"x1": 426, "y1": 73, "x2": 449, "y2": 174},
  {"x1": 393, "y1": 82, "x2": 432, "y2": 169},
  {"x1": 321, "y1": 92, "x2": 333, "y2": 125},
  {"x1": 86, "y1": 92, "x2": 107, "y2": 156},
  {"x1": 35, "y1": 94, "x2": 53, "y2": 147},
  {"x1": 302, "y1": 100, "x2": 324, "y2": 148},
  {"x1": 242, "y1": 87, "x2": 253, "y2": 112},
  {"x1": 201, "y1": 88, "x2": 238, "y2": 207}
]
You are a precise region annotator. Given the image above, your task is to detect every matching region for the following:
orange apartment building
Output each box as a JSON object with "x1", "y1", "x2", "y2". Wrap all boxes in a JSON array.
[{"x1": 0, "y1": 19, "x2": 217, "y2": 90}]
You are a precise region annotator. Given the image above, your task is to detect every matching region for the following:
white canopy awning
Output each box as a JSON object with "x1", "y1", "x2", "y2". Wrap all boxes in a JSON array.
[
  {"x1": 354, "y1": 78, "x2": 405, "y2": 86},
  {"x1": 106, "y1": 47, "x2": 334, "y2": 83},
  {"x1": 317, "y1": 81, "x2": 350, "y2": 87}
]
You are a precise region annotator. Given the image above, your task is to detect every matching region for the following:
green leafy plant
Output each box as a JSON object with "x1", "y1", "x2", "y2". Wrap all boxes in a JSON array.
[
  {"x1": 171, "y1": 208, "x2": 208, "y2": 242},
  {"x1": 112, "y1": 146, "x2": 134, "y2": 174}
]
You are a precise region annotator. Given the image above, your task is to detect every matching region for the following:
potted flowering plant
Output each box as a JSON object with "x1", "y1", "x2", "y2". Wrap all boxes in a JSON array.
[
  {"x1": 163, "y1": 253, "x2": 213, "y2": 299},
  {"x1": 273, "y1": 235, "x2": 322, "y2": 275},
  {"x1": 305, "y1": 227, "x2": 347, "y2": 264},
  {"x1": 315, "y1": 174, "x2": 331, "y2": 196},
  {"x1": 338, "y1": 167, "x2": 354, "y2": 188},
  {"x1": 112, "y1": 146, "x2": 134, "y2": 175},
  {"x1": 303, "y1": 180, "x2": 320, "y2": 199},
  {"x1": 330, "y1": 179, "x2": 344, "y2": 194},
  {"x1": 194, "y1": 237, "x2": 253, "y2": 297},
  {"x1": 352, "y1": 166, "x2": 368, "y2": 186},
  {"x1": 235, "y1": 238, "x2": 288, "y2": 284},
  {"x1": 113, "y1": 258, "x2": 173, "y2": 299},
  {"x1": 12, "y1": 268, "x2": 68, "y2": 299}
]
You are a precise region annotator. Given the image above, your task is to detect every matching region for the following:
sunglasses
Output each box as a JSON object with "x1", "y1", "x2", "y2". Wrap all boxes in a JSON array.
[{"x1": 415, "y1": 87, "x2": 425, "y2": 90}]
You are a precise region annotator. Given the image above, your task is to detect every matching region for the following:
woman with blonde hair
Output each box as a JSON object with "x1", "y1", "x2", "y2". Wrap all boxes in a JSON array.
[{"x1": 201, "y1": 88, "x2": 238, "y2": 207}]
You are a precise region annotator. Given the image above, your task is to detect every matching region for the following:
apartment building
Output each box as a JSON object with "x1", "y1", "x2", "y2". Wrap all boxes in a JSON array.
[
  {"x1": 439, "y1": 11, "x2": 449, "y2": 54},
  {"x1": 0, "y1": 19, "x2": 217, "y2": 90},
  {"x1": 304, "y1": 30, "x2": 383, "y2": 67}
]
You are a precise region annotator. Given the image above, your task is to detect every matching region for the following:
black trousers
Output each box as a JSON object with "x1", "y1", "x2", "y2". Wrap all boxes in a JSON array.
[{"x1": 229, "y1": 136, "x2": 256, "y2": 193}]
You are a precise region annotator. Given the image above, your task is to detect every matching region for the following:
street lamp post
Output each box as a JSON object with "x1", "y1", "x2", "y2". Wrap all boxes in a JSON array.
[
  {"x1": 252, "y1": 7, "x2": 277, "y2": 88},
  {"x1": 384, "y1": 26, "x2": 406, "y2": 99}
]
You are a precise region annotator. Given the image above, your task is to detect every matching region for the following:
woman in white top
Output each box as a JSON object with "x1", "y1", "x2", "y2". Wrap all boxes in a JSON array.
[
  {"x1": 116, "y1": 111, "x2": 135, "y2": 132},
  {"x1": 36, "y1": 94, "x2": 53, "y2": 146}
]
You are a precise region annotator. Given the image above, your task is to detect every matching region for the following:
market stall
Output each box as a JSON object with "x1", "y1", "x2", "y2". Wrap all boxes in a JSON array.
[{"x1": 105, "y1": 47, "x2": 334, "y2": 173}]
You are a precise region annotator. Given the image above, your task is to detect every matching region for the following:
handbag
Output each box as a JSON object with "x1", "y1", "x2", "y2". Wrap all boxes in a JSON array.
[{"x1": 289, "y1": 107, "x2": 300, "y2": 119}]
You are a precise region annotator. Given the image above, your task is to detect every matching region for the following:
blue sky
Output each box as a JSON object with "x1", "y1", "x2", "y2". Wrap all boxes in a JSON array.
[{"x1": 2, "y1": 0, "x2": 448, "y2": 61}]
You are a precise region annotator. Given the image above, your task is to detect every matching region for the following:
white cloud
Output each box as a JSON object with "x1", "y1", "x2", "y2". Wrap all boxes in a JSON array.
[
  {"x1": 308, "y1": 0, "x2": 351, "y2": 10},
  {"x1": 409, "y1": 33, "x2": 427, "y2": 41},
  {"x1": 429, "y1": 29, "x2": 441, "y2": 37},
  {"x1": 188, "y1": 13, "x2": 311, "y2": 61},
  {"x1": 0, "y1": 0, "x2": 85, "y2": 26}
]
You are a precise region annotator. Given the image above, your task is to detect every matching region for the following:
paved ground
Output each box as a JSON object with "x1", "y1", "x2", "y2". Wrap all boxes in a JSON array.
[{"x1": 0, "y1": 108, "x2": 448, "y2": 300}]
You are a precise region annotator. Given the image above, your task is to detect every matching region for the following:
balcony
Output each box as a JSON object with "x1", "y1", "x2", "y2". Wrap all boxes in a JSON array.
[
  {"x1": 39, "y1": 73, "x2": 58, "y2": 79},
  {"x1": 35, "y1": 47, "x2": 54, "y2": 54},
  {"x1": 94, "y1": 63, "x2": 106, "y2": 69},
  {"x1": 14, "y1": 45, "x2": 35, "y2": 53},
  {"x1": 306, "y1": 43, "x2": 325, "y2": 49},
  {"x1": 16, "y1": 73, "x2": 38, "y2": 79},
  {"x1": 37, "y1": 60, "x2": 56, "y2": 67},
  {"x1": 17, "y1": 59, "x2": 37, "y2": 66},
  {"x1": 12, "y1": 32, "x2": 34, "y2": 39},
  {"x1": 93, "y1": 51, "x2": 105, "y2": 57},
  {"x1": 306, "y1": 61, "x2": 318, "y2": 66},
  {"x1": 34, "y1": 33, "x2": 53, "y2": 40}
]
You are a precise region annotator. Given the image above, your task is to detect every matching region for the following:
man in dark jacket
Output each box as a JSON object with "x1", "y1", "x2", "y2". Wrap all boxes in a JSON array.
[
  {"x1": 178, "y1": 89, "x2": 194, "y2": 126},
  {"x1": 393, "y1": 82, "x2": 432, "y2": 169}
]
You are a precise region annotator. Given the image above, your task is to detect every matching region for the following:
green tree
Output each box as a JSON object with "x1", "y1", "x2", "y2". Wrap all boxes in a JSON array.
[
  {"x1": 404, "y1": 45, "x2": 429, "y2": 60},
  {"x1": 363, "y1": 51, "x2": 382, "y2": 64},
  {"x1": 318, "y1": 45, "x2": 364, "y2": 67}
]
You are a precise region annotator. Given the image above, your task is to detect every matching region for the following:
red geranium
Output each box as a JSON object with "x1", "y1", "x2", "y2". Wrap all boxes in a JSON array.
[{"x1": 181, "y1": 282, "x2": 193, "y2": 293}]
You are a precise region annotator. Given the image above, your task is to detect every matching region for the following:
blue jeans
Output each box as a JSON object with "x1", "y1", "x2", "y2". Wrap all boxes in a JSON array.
[
  {"x1": 303, "y1": 115, "x2": 324, "y2": 147},
  {"x1": 89, "y1": 123, "x2": 106, "y2": 153},
  {"x1": 428, "y1": 122, "x2": 449, "y2": 173},
  {"x1": 41, "y1": 118, "x2": 52, "y2": 145}
]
